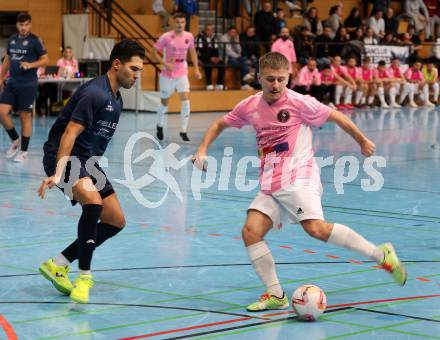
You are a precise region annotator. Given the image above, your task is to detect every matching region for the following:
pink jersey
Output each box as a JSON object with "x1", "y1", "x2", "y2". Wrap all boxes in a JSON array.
[
  {"x1": 331, "y1": 65, "x2": 347, "y2": 77},
  {"x1": 361, "y1": 67, "x2": 374, "y2": 81},
  {"x1": 374, "y1": 67, "x2": 391, "y2": 79},
  {"x1": 320, "y1": 70, "x2": 335, "y2": 83},
  {"x1": 404, "y1": 68, "x2": 424, "y2": 82},
  {"x1": 223, "y1": 89, "x2": 331, "y2": 194},
  {"x1": 56, "y1": 58, "x2": 79, "y2": 77},
  {"x1": 388, "y1": 65, "x2": 402, "y2": 78},
  {"x1": 154, "y1": 30, "x2": 195, "y2": 78},
  {"x1": 271, "y1": 38, "x2": 297, "y2": 73},
  {"x1": 346, "y1": 66, "x2": 361, "y2": 80},
  {"x1": 294, "y1": 66, "x2": 321, "y2": 87}
]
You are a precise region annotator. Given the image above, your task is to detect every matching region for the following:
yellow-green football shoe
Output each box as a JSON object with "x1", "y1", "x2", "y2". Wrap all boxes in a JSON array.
[
  {"x1": 379, "y1": 243, "x2": 407, "y2": 286},
  {"x1": 70, "y1": 274, "x2": 93, "y2": 304},
  {"x1": 39, "y1": 259, "x2": 73, "y2": 295},
  {"x1": 246, "y1": 292, "x2": 289, "y2": 312}
]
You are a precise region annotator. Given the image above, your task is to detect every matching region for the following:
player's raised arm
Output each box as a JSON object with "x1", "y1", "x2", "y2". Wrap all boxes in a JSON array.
[{"x1": 327, "y1": 109, "x2": 376, "y2": 157}]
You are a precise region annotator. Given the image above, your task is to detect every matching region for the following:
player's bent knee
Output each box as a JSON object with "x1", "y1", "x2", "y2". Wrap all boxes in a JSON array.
[
  {"x1": 114, "y1": 215, "x2": 126, "y2": 228},
  {"x1": 242, "y1": 224, "x2": 264, "y2": 245},
  {"x1": 301, "y1": 220, "x2": 329, "y2": 241}
]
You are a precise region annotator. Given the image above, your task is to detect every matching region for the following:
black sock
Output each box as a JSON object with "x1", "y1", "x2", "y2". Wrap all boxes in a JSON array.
[
  {"x1": 6, "y1": 128, "x2": 19, "y2": 141},
  {"x1": 62, "y1": 222, "x2": 123, "y2": 263},
  {"x1": 77, "y1": 204, "x2": 102, "y2": 271},
  {"x1": 21, "y1": 136, "x2": 30, "y2": 151}
]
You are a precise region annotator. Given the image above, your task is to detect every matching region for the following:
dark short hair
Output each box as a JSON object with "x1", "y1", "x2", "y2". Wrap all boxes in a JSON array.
[
  {"x1": 363, "y1": 56, "x2": 371, "y2": 63},
  {"x1": 64, "y1": 46, "x2": 73, "y2": 51},
  {"x1": 17, "y1": 12, "x2": 31, "y2": 23},
  {"x1": 322, "y1": 64, "x2": 331, "y2": 70},
  {"x1": 173, "y1": 12, "x2": 186, "y2": 20},
  {"x1": 109, "y1": 39, "x2": 145, "y2": 64},
  {"x1": 378, "y1": 60, "x2": 386, "y2": 66}
]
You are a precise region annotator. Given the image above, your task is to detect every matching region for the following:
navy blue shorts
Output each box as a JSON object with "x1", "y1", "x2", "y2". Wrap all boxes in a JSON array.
[
  {"x1": 0, "y1": 81, "x2": 38, "y2": 112},
  {"x1": 43, "y1": 154, "x2": 115, "y2": 206}
]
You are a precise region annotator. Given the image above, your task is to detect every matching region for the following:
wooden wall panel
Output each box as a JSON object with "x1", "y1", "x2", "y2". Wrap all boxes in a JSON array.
[{"x1": 0, "y1": 0, "x2": 28, "y2": 11}]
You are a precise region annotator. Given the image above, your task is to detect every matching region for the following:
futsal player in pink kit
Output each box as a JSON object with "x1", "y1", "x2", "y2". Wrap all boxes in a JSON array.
[
  {"x1": 401, "y1": 60, "x2": 425, "y2": 108},
  {"x1": 360, "y1": 56, "x2": 377, "y2": 107},
  {"x1": 271, "y1": 27, "x2": 297, "y2": 86},
  {"x1": 193, "y1": 52, "x2": 406, "y2": 312},
  {"x1": 344, "y1": 56, "x2": 363, "y2": 107},
  {"x1": 152, "y1": 12, "x2": 202, "y2": 142},
  {"x1": 374, "y1": 60, "x2": 400, "y2": 108},
  {"x1": 331, "y1": 56, "x2": 356, "y2": 108}
]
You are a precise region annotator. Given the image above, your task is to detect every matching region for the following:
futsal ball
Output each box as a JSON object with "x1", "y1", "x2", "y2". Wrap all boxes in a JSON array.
[{"x1": 291, "y1": 285, "x2": 327, "y2": 321}]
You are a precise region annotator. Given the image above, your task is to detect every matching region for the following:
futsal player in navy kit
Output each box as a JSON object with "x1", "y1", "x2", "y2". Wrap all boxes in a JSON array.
[
  {"x1": 38, "y1": 40, "x2": 144, "y2": 303},
  {"x1": 0, "y1": 12, "x2": 48, "y2": 162}
]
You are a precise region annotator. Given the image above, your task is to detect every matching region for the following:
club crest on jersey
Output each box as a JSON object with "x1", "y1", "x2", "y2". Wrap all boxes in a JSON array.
[
  {"x1": 23, "y1": 40, "x2": 28, "y2": 46},
  {"x1": 185, "y1": 39, "x2": 189, "y2": 44},
  {"x1": 10, "y1": 40, "x2": 16, "y2": 45},
  {"x1": 277, "y1": 109, "x2": 290, "y2": 123}
]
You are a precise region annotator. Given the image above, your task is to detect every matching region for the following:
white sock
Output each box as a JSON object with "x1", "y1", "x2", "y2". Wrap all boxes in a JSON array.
[
  {"x1": 399, "y1": 83, "x2": 410, "y2": 104},
  {"x1": 327, "y1": 223, "x2": 384, "y2": 263},
  {"x1": 344, "y1": 87, "x2": 353, "y2": 104},
  {"x1": 378, "y1": 87, "x2": 387, "y2": 105},
  {"x1": 335, "y1": 85, "x2": 343, "y2": 105},
  {"x1": 247, "y1": 241, "x2": 283, "y2": 297},
  {"x1": 409, "y1": 84, "x2": 416, "y2": 102},
  {"x1": 423, "y1": 84, "x2": 429, "y2": 103},
  {"x1": 361, "y1": 96, "x2": 366, "y2": 104},
  {"x1": 180, "y1": 100, "x2": 190, "y2": 133},
  {"x1": 157, "y1": 103, "x2": 168, "y2": 127},
  {"x1": 355, "y1": 91, "x2": 363, "y2": 105},
  {"x1": 367, "y1": 95, "x2": 374, "y2": 105},
  {"x1": 433, "y1": 83, "x2": 439, "y2": 102},
  {"x1": 53, "y1": 253, "x2": 70, "y2": 267},
  {"x1": 79, "y1": 269, "x2": 92, "y2": 276},
  {"x1": 389, "y1": 86, "x2": 397, "y2": 104}
]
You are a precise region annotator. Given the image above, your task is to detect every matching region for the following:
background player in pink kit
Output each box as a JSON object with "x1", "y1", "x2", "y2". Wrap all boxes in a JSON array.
[
  {"x1": 374, "y1": 60, "x2": 400, "y2": 108},
  {"x1": 331, "y1": 55, "x2": 356, "y2": 108},
  {"x1": 271, "y1": 27, "x2": 297, "y2": 86},
  {"x1": 152, "y1": 12, "x2": 202, "y2": 142},
  {"x1": 401, "y1": 60, "x2": 425, "y2": 108},
  {"x1": 344, "y1": 56, "x2": 363, "y2": 107},
  {"x1": 360, "y1": 56, "x2": 377, "y2": 107},
  {"x1": 193, "y1": 52, "x2": 406, "y2": 312}
]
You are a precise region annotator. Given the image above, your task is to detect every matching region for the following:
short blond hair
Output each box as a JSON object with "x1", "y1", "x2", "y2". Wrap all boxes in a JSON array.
[{"x1": 259, "y1": 52, "x2": 289, "y2": 72}]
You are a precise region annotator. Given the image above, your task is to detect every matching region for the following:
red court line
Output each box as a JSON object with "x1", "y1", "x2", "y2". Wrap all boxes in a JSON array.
[
  {"x1": 304, "y1": 249, "x2": 317, "y2": 254},
  {"x1": 118, "y1": 317, "x2": 252, "y2": 340},
  {"x1": 119, "y1": 294, "x2": 440, "y2": 339},
  {"x1": 416, "y1": 277, "x2": 432, "y2": 282},
  {"x1": 326, "y1": 255, "x2": 340, "y2": 259},
  {"x1": 0, "y1": 314, "x2": 18, "y2": 340},
  {"x1": 348, "y1": 259, "x2": 363, "y2": 265},
  {"x1": 279, "y1": 245, "x2": 292, "y2": 249},
  {"x1": 208, "y1": 234, "x2": 224, "y2": 237}
]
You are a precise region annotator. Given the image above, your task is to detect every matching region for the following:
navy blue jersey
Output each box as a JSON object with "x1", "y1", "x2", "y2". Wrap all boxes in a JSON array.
[
  {"x1": 43, "y1": 75, "x2": 123, "y2": 159},
  {"x1": 7, "y1": 33, "x2": 47, "y2": 83}
]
